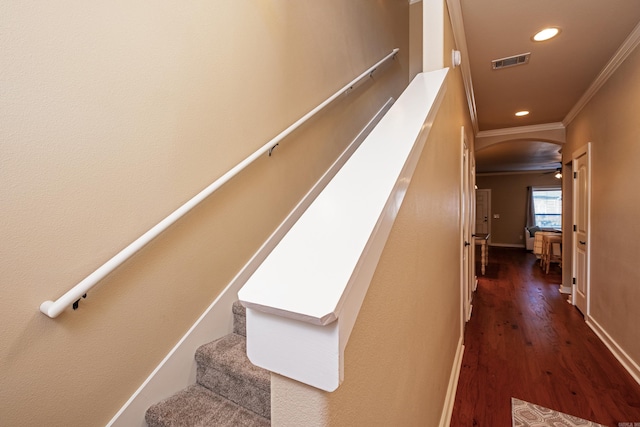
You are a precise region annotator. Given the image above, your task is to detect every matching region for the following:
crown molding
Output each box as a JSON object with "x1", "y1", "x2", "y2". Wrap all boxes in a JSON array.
[
  {"x1": 477, "y1": 169, "x2": 558, "y2": 177},
  {"x1": 563, "y1": 20, "x2": 640, "y2": 126},
  {"x1": 446, "y1": 0, "x2": 479, "y2": 135},
  {"x1": 476, "y1": 122, "x2": 565, "y2": 139}
]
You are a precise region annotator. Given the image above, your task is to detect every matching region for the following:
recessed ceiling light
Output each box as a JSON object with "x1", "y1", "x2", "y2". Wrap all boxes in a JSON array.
[
  {"x1": 533, "y1": 27, "x2": 560, "y2": 42},
  {"x1": 515, "y1": 111, "x2": 530, "y2": 117}
]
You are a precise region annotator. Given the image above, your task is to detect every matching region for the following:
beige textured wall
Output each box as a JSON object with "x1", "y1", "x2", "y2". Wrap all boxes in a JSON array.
[
  {"x1": 0, "y1": 2, "x2": 410, "y2": 425},
  {"x1": 409, "y1": 1, "x2": 424, "y2": 80},
  {"x1": 476, "y1": 173, "x2": 562, "y2": 246},
  {"x1": 271, "y1": 6, "x2": 474, "y2": 425},
  {"x1": 562, "y1": 44, "x2": 640, "y2": 366}
]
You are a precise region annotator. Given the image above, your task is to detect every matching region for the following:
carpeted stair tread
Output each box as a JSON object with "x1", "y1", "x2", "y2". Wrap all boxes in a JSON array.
[
  {"x1": 145, "y1": 302, "x2": 270, "y2": 425},
  {"x1": 196, "y1": 333, "x2": 270, "y2": 419},
  {"x1": 233, "y1": 301, "x2": 246, "y2": 337},
  {"x1": 145, "y1": 384, "x2": 270, "y2": 427}
]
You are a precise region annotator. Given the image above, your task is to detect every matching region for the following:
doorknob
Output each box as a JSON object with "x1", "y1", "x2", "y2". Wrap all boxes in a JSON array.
[
  {"x1": 579, "y1": 240, "x2": 586, "y2": 245},
  {"x1": 464, "y1": 241, "x2": 471, "y2": 247}
]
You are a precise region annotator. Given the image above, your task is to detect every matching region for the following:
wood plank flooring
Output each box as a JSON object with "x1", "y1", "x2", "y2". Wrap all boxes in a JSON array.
[{"x1": 450, "y1": 247, "x2": 640, "y2": 427}]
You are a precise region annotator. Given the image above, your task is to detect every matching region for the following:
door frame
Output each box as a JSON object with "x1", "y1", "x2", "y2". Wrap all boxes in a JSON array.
[
  {"x1": 470, "y1": 159, "x2": 477, "y2": 294},
  {"x1": 571, "y1": 143, "x2": 591, "y2": 316},
  {"x1": 460, "y1": 127, "x2": 473, "y2": 325},
  {"x1": 475, "y1": 188, "x2": 491, "y2": 240}
]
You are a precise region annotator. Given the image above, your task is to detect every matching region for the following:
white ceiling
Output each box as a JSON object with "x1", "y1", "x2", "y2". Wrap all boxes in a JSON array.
[{"x1": 454, "y1": 0, "x2": 640, "y2": 173}]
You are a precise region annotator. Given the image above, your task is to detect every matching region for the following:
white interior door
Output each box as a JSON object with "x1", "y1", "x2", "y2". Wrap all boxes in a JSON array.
[
  {"x1": 460, "y1": 130, "x2": 472, "y2": 323},
  {"x1": 470, "y1": 162, "x2": 477, "y2": 292},
  {"x1": 475, "y1": 189, "x2": 490, "y2": 235},
  {"x1": 572, "y1": 145, "x2": 590, "y2": 315}
]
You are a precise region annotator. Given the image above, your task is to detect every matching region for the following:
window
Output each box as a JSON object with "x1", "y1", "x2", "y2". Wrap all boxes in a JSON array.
[{"x1": 532, "y1": 188, "x2": 562, "y2": 228}]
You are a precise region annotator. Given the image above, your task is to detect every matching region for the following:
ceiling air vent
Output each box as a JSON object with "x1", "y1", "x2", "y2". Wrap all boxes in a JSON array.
[{"x1": 492, "y1": 53, "x2": 530, "y2": 70}]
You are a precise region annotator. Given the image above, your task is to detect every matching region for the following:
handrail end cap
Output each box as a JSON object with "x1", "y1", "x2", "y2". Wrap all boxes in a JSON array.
[{"x1": 39, "y1": 301, "x2": 59, "y2": 318}]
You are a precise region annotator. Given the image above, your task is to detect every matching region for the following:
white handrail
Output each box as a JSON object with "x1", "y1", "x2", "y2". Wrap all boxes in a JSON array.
[{"x1": 39, "y1": 48, "x2": 400, "y2": 318}]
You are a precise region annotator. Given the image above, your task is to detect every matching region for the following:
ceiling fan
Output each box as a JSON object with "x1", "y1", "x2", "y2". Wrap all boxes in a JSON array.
[{"x1": 541, "y1": 163, "x2": 563, "y2": 179}]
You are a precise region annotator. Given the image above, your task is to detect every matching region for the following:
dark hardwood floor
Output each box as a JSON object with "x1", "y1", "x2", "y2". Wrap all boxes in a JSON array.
[{"x1": 450, "y1": 247, "x2": 640, "y2": 427}]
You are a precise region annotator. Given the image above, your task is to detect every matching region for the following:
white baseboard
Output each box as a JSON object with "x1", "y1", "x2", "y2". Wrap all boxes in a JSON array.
[
  {"x1": 439, "y1": 337, "x2": 464, "y2": 427},
  {"x1": 587, "y1": 316, "x2": 640, "y2": 387},
  {"x1": 489, "y1": 243, "x2": 525, "y2": 248},
  {"x1": 106, "y1": 99, "x2": 394, "y2": 427},
  {"x1": 558, "y1": 285, "x2": 572, "y2": 295}
]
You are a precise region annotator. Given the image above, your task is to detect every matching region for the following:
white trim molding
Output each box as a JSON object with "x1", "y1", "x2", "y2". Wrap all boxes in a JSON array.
[
  {"x1": 489, "y1": 243, "x2": 525, "y2": 249},
  {"x1": 564, "y1": 20, "x2": 640, "y2": 126},
  {"x1": 571, "y1": 143, "x2": 592, "y2": 315},
  {"x1": 239, "y1": 70, "x2": 449, "y2": 392},
  {"x1": 559, "y1": 285, "x2": 572, "y2": 295},
  {"x1": 445, "y1": 1, "x2": 640, "y2": 135},
  {"x1": 587, "y1": 316, "x2": 640, "y2": 387},
  {"x1": 475, "y1": 122, "x2": 566, "y2": 152},
  {"x1": 476, "y1": 122, "x2": 565, "y2": 139},
  {"x1": 477, "y1": 170, "x2": 558, "y2": 177},
  {"x1": 439, "y1": 338, "x2": 465, "y2": 427}
]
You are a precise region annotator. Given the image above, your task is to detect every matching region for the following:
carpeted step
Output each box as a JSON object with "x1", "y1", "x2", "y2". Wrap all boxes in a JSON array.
[
  {"x1": 196, "y1": 333, "x2": 270, "y2": 419},
  {"x1": 145, "y1": 302, "x2": 270, "y2": 426},
  {"x1": 145, "y1": 384, "x2": 270, "y2": 427},
  {"x1": 233, "y1": 300, "x2": 246, "y2": 337}
]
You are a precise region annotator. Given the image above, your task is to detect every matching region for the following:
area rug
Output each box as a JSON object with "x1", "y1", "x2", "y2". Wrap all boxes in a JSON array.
[{"x1": 512, "y1": 398, "x2": 606, "y2": 427}]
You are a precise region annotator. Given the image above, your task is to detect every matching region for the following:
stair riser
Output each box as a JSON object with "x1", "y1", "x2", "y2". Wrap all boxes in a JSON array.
[{"x1": 197, "y1": 366, "x2": 270, "y2": 419}]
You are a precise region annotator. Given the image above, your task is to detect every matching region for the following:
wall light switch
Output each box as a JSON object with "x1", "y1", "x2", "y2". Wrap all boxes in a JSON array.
[{"x1": 493, "y1": 213, "x2": 500, "y2": 219}]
